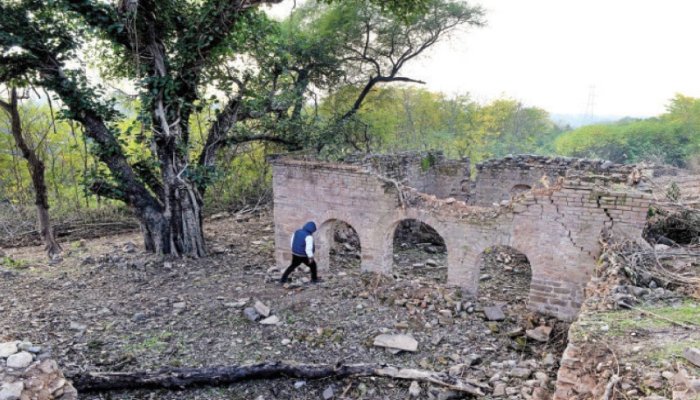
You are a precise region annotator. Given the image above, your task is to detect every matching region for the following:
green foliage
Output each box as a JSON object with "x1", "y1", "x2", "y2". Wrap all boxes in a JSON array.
[
  {"x1": 318, "y1": 86, "x2": 561, "y2": 162},
  {"x1": 0, "y1": 256, "x2": 28, "y2": 269},
  {"x1": 323, "y1": 0, "x2": 433, "y2": 19},
  {"x1": 553, "y1": 94, "x2": 700, "y2": 167},
  {"x1": 578, "y1": 301, "x2": 700, "y2": 337},
  {"x1": 0, "y1": 99, "x2": 101, "y2": 212}
]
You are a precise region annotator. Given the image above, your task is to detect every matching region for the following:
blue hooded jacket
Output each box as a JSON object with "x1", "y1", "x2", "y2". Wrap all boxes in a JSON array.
[{"x1": 291, "y1": 221, "x2": 316, "y2": 257}]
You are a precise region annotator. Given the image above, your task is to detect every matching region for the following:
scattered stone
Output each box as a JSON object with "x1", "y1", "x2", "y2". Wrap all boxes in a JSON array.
[
  {"x1": 506, "y1": 387, "x2": 519, "y2": 395},
  {"x1": 487, "y1": 322, "x2": 500, "y2": 333},
  {"x1": 68, "y1": 321, "x2": 86, "y2": 331},
  {"x1": 534, "y1": 371, "x2": 548, "y2": 383},
  {"x1": 437, "y1": 390, "x2": 461, "y2": 400},
  {"x1": 507, "y1": 327, "x2": 524, "y2": 337},
  {"x1": 0, "y1": 382, "x2": 23, "y2": 400},
  {"x1": 243, "y1": 307, "x2": 260, "y2": 322},
  {"x1": 493, "y1": 383, "x2": 506, "y2": 397},
  {"x1": 81, "y1": 256, "x2": 96, "y2": 266},
  {"x1": 294, "y1": 381, "x2": 306, "y2": 389},
  {"x1": 509, "y1": 367, "x2": 532, "y2": 379},
  {"x1": 644, "y1": 372, "x2": 664, "y2": 390},
  {"x1": 483, "y1": 306, "x2": 506, "y2": 321},
  {"x1": 122, "y1": 242, "x2": 137, "y2": 253},
  {"x1": 281, "y1": 339, "x2": 291, "y2": 345},
  {"x1": 526, "y1": 326, "x2": 552, "y2": 342},
  {"x1": 373, "y1": 334, "x2": 418, "y2": 352},
  {"x1": 254, "y1": 300, "x2": 271, "y2": 317},
  {"x1": 425, "y1": 259, "x2": 438, "y2": 267},
  {"x1": 683, "y1": 347, "x2": 700, "y2": 368},
  {"x1": 131, "y1": 312, "x2": 147, "y2": 322},
  {"x1": 465, "y1": 354, "x2": 482, "y2": 366},
  {"x1": 0, "y1": 342, "x2": 18, "y2": 358},
  {"x1": 259, "y1": 315, "x2": 280, "y2": 325},
  {"x1": 448, "y1": 364, "x2": 467, "y2": 377},
  {"x1": 479, "y1": 274, "x2": 492, "y2": 281},
  {"x1": 394, "y1": 321, "x2": 409, "y2": 329},
  {"x1": 7, "y1": 351, "x2": 33, "y2": 369},
  {"x1": 409, "y1": 381, "x2": 421, "y2": 397},
  {"x1": 543, "y1": 353, "x2": 556, "y2": 366},
  {"x1": 224, "y1": 299, "x2": 249, "y2": 308},
  {"x1": 322, "y1": 385, "x2": 334, "y2": 399}
]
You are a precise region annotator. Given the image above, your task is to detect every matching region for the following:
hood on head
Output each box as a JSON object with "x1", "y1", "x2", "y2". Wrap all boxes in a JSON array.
[{"x1": 303, "y1": 221, "x2": 317, "y2": 233}]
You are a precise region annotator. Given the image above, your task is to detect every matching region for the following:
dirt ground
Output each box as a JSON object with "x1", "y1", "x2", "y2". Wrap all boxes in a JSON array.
[{"x1": 0, "y1": 210, "x2": 568, "y2": 399}]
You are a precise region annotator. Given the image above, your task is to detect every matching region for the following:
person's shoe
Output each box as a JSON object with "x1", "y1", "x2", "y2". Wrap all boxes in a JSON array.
[
  {"x1": 311, "y1": 278, "x2": 323, "y2": 284},
  {"x1": 279, "y1": 278, "x2": 288, "y2": 285}
]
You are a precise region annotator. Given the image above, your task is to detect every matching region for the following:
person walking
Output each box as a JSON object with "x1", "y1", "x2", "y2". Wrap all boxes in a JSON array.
[{"x1": 280, "y1": 221, "x2": 320, "y2": 284}]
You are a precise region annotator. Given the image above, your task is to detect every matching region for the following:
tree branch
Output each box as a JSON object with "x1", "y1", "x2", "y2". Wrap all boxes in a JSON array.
[
  {"x1": 222, "y1": 134, "x2": 300, "y2": 148},
  {"x1": 57, "y1": 0, "x2": 132, "y2": 50},
  {"x1": 68, "y1": 361, "x2": 487, "y2": 396}
]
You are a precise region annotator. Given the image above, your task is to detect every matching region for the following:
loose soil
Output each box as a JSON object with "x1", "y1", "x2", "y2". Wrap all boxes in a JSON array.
[{"x1": 0, "y1": 210, "x2": 568, "y2": 399}]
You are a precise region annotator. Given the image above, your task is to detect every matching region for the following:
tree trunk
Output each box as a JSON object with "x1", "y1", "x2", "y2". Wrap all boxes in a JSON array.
[
  {"x1": 138, "y1": 135, "x2": 206, "y2": 258},
  {"x1": 138, "y1": 186, "x2": 206, "y2": 258},
  {"x1": 68, "y1": 361, "x2": 487, "y2": 396},
  {"x1": 0, "y1": 88, "x2": 61, "y2": 258}
]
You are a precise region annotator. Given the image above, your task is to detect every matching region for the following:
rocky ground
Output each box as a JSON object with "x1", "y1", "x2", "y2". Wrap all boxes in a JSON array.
[
  {"x1": 1, "y1": 210, "x2": 568, "y2": 399},
  {"x1": 554, "y1": 238, "x2": 700, "y2": 400}
]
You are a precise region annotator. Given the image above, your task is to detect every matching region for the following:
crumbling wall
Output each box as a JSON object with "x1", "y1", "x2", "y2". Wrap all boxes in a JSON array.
[
  {"x1": 471, "y1": 155, "x2": 640, "y2": 206},
  {"x1": 344, "y1": 151, "x2": 471, "y2": 201},
  {"x1": 270, "y1": 155, "x2": 652, "y2": 320},
  {"x1": 510, "y1": 180, "x2": 650, "y2": 319}
]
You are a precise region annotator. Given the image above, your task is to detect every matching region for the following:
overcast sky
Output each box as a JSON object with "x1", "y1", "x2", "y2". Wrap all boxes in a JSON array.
[{"x1": 265, "y1": 0, "x2": 700, "y2": 118}]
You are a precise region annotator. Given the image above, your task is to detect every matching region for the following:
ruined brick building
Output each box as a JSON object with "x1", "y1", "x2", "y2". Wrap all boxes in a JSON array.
[{"x1": 270, "y1": 152, "x2": 674, "y2": 320}]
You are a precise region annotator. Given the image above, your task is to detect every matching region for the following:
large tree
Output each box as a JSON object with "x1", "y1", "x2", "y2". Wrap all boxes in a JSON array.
[{"x1": 0, "y1": 0, "x2": 482, "y2": 257}]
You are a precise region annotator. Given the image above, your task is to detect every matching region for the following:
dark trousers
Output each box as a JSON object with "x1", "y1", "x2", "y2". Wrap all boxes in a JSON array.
[{"x1": 281, "y1": 255, "x2": 318, "y2": 282}]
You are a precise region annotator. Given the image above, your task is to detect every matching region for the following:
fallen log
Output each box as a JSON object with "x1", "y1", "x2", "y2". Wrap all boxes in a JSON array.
[{"x1": 68, "y1": 361, "x2": 488, "y2": 396}]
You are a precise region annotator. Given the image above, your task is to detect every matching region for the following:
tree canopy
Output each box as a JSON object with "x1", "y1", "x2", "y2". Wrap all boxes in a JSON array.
[{"x1": 0, "y1": 0, "x2": 483, "y2": 256}]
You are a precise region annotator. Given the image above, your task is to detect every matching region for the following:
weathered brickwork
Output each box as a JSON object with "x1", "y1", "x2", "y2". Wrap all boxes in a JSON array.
[
  {"x1": 270, "y1": 154, "x2": 653, "y2": 320},
  {"x1": 345, "y1": 151, "x2": 472, "y2": 201},
  {"x1": 471, "y1": 154, "x2": 641, "y2": 206}
]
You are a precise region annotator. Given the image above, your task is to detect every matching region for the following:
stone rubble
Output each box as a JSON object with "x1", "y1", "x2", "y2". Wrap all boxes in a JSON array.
[
  {"x1": 0, "y1": 341, "x2": 77, "y2": 400},
  {"x1": 683, "y1": 348, "x2": 700, "y2": 368},
  {"x1": 373, "y1": 334, "x2": 419, "y2": 353}
]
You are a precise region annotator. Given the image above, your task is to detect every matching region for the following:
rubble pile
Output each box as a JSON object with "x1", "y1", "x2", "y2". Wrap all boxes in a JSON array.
[
  {"x1": 554, "y1": 233, "x2": 700, "y2": 400},
  {"x1": 0, "y1": 341, "x2": 77, "y2": 400}
]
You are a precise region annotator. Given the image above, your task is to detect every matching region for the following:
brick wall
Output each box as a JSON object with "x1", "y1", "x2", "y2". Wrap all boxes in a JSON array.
[
  {"x1": 270, "y1": 155, "x2": 652, "y2": 320},
  {"x1": 470, "y1": 155, "x2": 640, "y2": 206},
  {"x1": 344, "y1": 151, "x2": 472, "y2": 201}
]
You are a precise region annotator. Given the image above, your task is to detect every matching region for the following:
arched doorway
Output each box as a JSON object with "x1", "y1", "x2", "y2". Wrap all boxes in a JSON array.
[
  {"x1": 329, "y1": 221, "x2": 361, "y2": 270},
  {"x1": 477, "y1": 245, "x2": 532, "y2": 304},
  {"x1": 315, "y1": 219, "x2": 362, "y2": 277},
  {"x1": 391, "y1": 219, "x2": 447, "y2": 283}
]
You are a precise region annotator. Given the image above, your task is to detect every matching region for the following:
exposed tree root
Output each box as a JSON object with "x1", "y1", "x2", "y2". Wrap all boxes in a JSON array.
[{"x1": 68, "y1": 361, "x2": 488, "y2": 396}]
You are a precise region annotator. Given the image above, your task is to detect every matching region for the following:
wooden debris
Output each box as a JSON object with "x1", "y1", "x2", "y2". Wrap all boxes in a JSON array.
[{"x1": 68, "y1": 361, "x2": 487, "y2": 396}]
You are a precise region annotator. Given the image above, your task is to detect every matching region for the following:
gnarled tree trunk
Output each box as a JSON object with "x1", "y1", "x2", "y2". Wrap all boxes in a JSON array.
[{"x1": 138, "y1": 183, "x2": 206, "y2": 258}]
